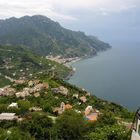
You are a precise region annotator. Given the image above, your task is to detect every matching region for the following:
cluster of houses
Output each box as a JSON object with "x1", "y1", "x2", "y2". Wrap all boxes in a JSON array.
[
  {"x1": 0, "y1": 86, "x2": 16, "y2": 96},
  {"x1": 0, "y1": 102, "x2": 99, "y2": 122},
  {"x1": 53, "y1": 101, "x2": 99, "y2": 122},
  {"x1": 0, "y1": 101, "x2": 99, "y2": 122},
  {"x1": 15, "y1": 81, "x2": 49, "y2": 98},
  {"x1": 46, "y1": 55, "x2": 80, "y2": 65},
  {"x1": 52, "y1": 86, "x2": 68, "y2": 96},
  {"x1": 51, "y1": 86, "x2": 99, "y2": 121},
  {"x1": 53, "y1": 102, "x2": 73, "y2": 115},
  {"x1": 0, "y1": 80, "x2": 89, "y2": 104},
  {"x1": 14, "y1": 79, "x2": 26, "y2": 84},
  {"x1": 0, "y1": 102, "x2": 43, "y2": 120},
  {"x1": 84, "y1": 106, "x2": 100, "y2": 122},
  {"x1": 0, "y1": 78, "x2": 100, "y2": 122},
  {"x1": 0, "y1": 80, "x2": 49, "y2": 98}
]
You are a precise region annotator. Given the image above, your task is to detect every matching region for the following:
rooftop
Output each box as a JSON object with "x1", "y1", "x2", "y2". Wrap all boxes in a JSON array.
[{"x1": 0, "y1": 113, "x2": 18, "y2": 120}]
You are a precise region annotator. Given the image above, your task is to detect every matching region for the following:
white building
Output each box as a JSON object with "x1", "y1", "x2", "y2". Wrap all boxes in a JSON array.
[
  {"x1": 8, "y1": 103, "x2": 18, "y2": 108},
  {"x1": 0, "y1": 113, "x2": 18, "y2": 120}
]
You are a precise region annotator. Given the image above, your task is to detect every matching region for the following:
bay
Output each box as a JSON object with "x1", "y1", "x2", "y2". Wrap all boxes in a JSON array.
[{"x1": 68, "y1": 41, "x2": 140, "y2": 111}]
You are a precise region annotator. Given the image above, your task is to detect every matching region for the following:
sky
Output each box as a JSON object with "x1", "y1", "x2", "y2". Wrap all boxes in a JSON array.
[{"x1": 0, "y1": 0, "x2": 140, "y2": 43}]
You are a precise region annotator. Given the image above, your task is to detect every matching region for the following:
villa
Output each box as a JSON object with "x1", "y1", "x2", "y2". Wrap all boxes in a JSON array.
[
  {"x1": 8, "y1": 103, "x2": 18, "y2": 108},
  {"x1": 84, "y1": 106, "x2": 99, "y2": 122},
  {"x1": 0, "y1": 113, "x2": 18, "y2": 120},
  {"x1": 52, "y1": 86, "x2": 68, "y2": 96},
  {"x1": 79, "y1": 96, "x2": 87, "y2": 103}
]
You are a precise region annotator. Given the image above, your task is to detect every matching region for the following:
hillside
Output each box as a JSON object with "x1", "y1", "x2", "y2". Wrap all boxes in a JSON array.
[
  {"x1": 0, "y1": 75, "x2": 133, "y2": 140},
  {"x1": 0, "y1": 15, "x2": 111, "y2": 57},
  {"x1": 0, "y1": 45, "x2": 134, "y2": 140},
  {"x1": 0, "y1": 45, "x2": 71, "y2": 87}
]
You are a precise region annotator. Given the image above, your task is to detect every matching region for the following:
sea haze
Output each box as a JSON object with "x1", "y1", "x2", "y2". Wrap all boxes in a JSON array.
[{"x1": 69, "y1": 41, "x2": 140, "y2": 111}]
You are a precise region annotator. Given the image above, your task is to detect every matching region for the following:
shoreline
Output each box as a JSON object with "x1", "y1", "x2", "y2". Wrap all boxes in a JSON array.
[
  {"x1": 64, "y1": 54, "x2": 97, "y2": 80},
  {"x1": 64, "y1": 47, "x2": 111, "y2": 84},
  {"x1": 65, "y1": 47, "x2": 137, "y2": 111},
  {"x1": 65, "y1": 48, "x2": 111, "y2": 67}
]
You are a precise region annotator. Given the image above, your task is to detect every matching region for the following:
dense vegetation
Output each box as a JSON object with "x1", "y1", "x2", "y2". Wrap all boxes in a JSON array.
[
  {"x1": 0, "y1": 74, "x2": 134, "y2": 140},
  {"x1": 0, "y1": 15, "x2": 111, "y2": 57},
  {"x1": 0, "y1": 45, "x2": 71, "y2": 87}
]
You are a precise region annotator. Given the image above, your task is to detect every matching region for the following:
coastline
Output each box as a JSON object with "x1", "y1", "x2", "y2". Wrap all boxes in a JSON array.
[
  {"x1": 66, "y1": 45, "x2": 140, "y2": 111},
  {"x1": 64, "y1": 54, "x2": 99, "y2": 80},
  {"x1": 64, "y1": 48, "x2": 111, "y2": 80},
  {"x1": 66, "y1": 47, "x2": 111, "y2": 67},
  {"x1": 64, "y1": 58, "x2": 82, "y2": 80}
]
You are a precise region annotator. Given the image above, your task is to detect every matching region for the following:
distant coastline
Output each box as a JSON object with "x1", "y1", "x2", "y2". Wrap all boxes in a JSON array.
[
  {"x1": 45, "y1": 47, "x2": 112, "y2": 80},
  {"x1": 65, "y1": 47, "x2": 112, "y2": 80}
]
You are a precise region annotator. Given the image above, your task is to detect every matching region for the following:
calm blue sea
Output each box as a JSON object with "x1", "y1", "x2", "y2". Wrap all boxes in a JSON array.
[{"x1": 68, "y1": 41, "x2": 140, "y2": 111}]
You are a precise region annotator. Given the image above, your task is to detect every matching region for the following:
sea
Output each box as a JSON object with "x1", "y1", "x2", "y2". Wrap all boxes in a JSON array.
[{"x1": 68, "y1": 41, "x2": 140, "y2": 111}]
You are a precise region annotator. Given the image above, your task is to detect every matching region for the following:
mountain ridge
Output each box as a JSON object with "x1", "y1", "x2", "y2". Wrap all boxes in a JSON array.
[{"x1": 0, "y1": 15, "x2": 111, "y2": 57}]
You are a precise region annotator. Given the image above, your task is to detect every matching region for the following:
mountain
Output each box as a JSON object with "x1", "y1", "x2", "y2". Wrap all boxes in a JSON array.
[
  {"x1": 0, "y1": 15, "x2": 111, "y2": 57},
  {"x1": 0, "y1": 45, "x2": 71, "y2": 87}
]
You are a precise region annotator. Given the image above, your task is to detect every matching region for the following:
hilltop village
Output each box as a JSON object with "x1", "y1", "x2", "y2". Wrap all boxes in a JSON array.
[
  {"x1": 46, "y1": 55, "x2": 81, "y2": 65},
  {"x1": 0, "y1": 79, "x2": 99, "y2": 122},
  {"x1": 0, "y1": 73, "x2": 133, "y2": 139}
]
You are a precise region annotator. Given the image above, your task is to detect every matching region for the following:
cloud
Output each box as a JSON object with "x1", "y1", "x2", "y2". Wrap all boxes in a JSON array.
[
  {"x1": 0, "y1": 0, "x2": 77, "y2": 20},
  {"x1": 0, "y1": 0, "x2": 139, "y2": 20},
  {"x1": 47, "y1": 0, "x2": 139, "y2": 13}
]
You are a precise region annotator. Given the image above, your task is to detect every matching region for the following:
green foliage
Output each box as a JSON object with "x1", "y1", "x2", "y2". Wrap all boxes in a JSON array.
[
  {"x1": 55, "y1": 110, "x2": 87, "y2": 140},
  {"x1": 0, "y1": 120, "x2": 17, "y2": 129},
  {"x1": 43, "y1": 103, "x2": 52, "y2": 113},
  {"x1": 0, "y1": 96, "x2": 17, "y2": 105},
  {"x1": 17, "y1": 100, "x2": 30, "y2": 113},
  {"x1": 97, "y1": 112, "x2": 117, "y2": 126},
  {"x1": 88, "y1": 125, "x2": 128, "y2": 140},
  {"x1": 12, "y1": 83, "x2": 27, "y2": 91},
  {"x1": 0, "y1": 75, "x2": 11, "y2": 88},
  {"x1": 18, "y1": 113, "x2": 53, "y2": 140},
  {"x1": 0, "y1": 104, "x2": 8, "y2": 113},
  {"x1": 0, "y1": 127, "x2": 33, "y2": 140}
]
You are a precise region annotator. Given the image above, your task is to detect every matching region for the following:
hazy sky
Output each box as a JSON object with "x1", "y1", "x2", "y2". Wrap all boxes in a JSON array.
[{"x1": 0, "y1": 0, "x2": 140, "y2": 42}]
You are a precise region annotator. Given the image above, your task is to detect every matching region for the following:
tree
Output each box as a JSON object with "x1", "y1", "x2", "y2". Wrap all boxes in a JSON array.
[
  {"x1": 55, "y1": 110, "x2": 87, "y2": 140},
  {"x1": 88, "y1": 125, "x2": 128, "y2": 140},
  {"x1": 18, "y1": 113, "x2": 53, "y2": 140},
  {"x1": 43, "y1": 103, "x2": 52, "y2": 113},
  {"x1": 97, "y1": 112, "x2": 117, "y2": 126},
  {"x1": 0, "y1": 104, "x2": 8, "y2": 113},
  {"x1": 0, "y1": 127, "x2": 33, "y2": 140},
  {"x1": 17, "y1": 100, "x2": 30, "y2": 113}
]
